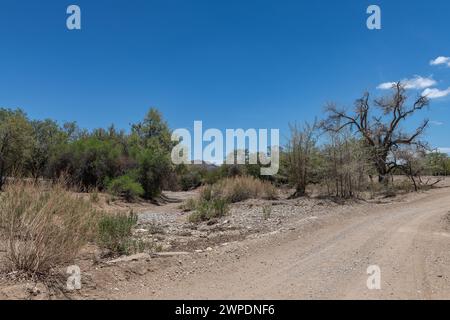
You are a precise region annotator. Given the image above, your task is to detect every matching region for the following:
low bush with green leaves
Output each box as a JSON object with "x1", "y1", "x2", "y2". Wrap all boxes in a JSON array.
[
  {"x1": 97, "y1": 212, "x2": 142, "y2": 255},
  {"x1": 188, "y1": 198, "x2": 230, "y2": 223},
  {"x1": 187, "y1": 176, "x2": 277, "y2": 223},
  {"x1": 107, "y1": 175, "x2": 144, "y2": 202}
]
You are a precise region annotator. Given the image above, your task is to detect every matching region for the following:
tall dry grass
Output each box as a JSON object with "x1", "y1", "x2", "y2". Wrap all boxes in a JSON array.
[
  {"x1": 200, "y1": 176, "x2": 278, "y2": 203},
  {"x1": 0, "y1": 180, "x2": 99, "y2": 274},
  {"x1": 187, "y1": 176, "x2": 277, "y2": 223}
]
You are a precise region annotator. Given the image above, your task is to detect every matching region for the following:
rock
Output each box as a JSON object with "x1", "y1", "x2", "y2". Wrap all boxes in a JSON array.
[
  {"x1": 107, "y1": 253, "x2": 151, "y2": 264},
  {"x1": 206, "y1": 247, "x2": 213, "y2": 251}
]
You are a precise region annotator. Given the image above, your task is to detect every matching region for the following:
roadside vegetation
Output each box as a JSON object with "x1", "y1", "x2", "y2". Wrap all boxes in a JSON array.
[
  {"x1": 97, "y1": 212, "x2": 145, "y2": 256},
  {"x1": 186, "y1": 176, "x2": 277, "y2": 222},
  {"x1": 0, "y1": 180, "x2": 99, "y2": 274},
  {"x1": 0, "y1": 82, "x2": 449, "y2": 277}
]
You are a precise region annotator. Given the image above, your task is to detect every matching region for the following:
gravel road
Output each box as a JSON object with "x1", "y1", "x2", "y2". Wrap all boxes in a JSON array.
[{"x1": 122, "y1": 187, "x2": 450, "y2": 299}]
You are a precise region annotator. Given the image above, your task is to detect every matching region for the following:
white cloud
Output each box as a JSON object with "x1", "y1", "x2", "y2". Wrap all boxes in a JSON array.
[
  {"x1": 430, "y1": 56, "x2": 450, "y2": 67},
  {"x1": 377, "y1": 82, "x2": 396, "y2": 90},
  {"x1": 377, "y1": 76, "x2": 436, "y2": 90},
  {"x1": 430, "y1": 120, "x2": 444, "y2": 126},
  {"x1": 422, "y1": 87, "x2": 450, "y2": 99},
  {"x1": 437, "y1": 147, "x2": 450, "y2": 154}
]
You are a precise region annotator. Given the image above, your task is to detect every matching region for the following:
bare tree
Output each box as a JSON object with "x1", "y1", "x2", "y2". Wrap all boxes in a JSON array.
[
  {"x1": 322, "y1": 83, "x2": 429, "y2": 184},
  {"x1": 321, "y1": 129, "x2": 371, "y2": 198},
  {"x1": 285, "y1": 122, "x2": 317, "y2": 198}
]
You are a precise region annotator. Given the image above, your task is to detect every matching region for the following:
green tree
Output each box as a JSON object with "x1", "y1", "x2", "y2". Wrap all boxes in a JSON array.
[
  {"x1": 130, "y1": 108, "x2": 175, "y2": 199},
  {"x1": 27, "y1": 119, "x2": 67, "y2": 180},
  {"x1": 0, "y1": 108, "x2": 33, "y2": 189},
  {"x1": 134, "y1": 143, "x2": 172, "y2": 199}
]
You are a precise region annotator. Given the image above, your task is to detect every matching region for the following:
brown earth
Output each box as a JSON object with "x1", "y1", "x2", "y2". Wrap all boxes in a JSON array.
[
  {"x1": 109, "y1": 185, "x2": 450, "y2": 300},
  {"x1": 1, "y1": 183, "x2": 450, "y2": 300}
]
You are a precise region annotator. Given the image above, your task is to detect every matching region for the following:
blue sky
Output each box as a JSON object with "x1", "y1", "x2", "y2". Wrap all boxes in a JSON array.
[{"x1": 0, "y1": 0, "x2": 449, "y2": 151}]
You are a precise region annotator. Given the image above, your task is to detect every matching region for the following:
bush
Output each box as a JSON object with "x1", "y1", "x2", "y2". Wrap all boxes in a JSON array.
[
  {"x1": 180, "y1": 198, "x2": 197, "y2": 212},
  {"x1": 107, "y1": 175, "x2": 144, "y2": 202},
  {"x1": 97, "y1": 212, "x2": 140, "y2": 255},
  {"x1": 187, "y1": 176, "x2": 277, "y2": 223},
  {"x1": 180, "y1": 171, "x2": 202, "y2": 191},
  {"x1": 135, "y1": 145, "x2": 172, "y2": 199},
  {"x1": 0, "y1": 181, "x2": 99, "y2": 274},
  {"x1": 201, "y1": 176, "x2": 278, "y2": 203},
  {"x1": 188, "y1": 198, "x2": 229, "y2": 223}
]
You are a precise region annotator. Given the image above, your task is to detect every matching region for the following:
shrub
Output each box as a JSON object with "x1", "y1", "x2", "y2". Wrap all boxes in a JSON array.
[
  {"x1": 0, "y1": 181, "x2": 99, "y2": 274},
  {"x1": 187, "y1": 176, "x2": 277, "y2": 223},
  {"x1": 97, "y1": 212, "x2": 140, "y2": 255},
  {"x1": 201, "y1": 176, "x2": 278, "y2": 203},
  {"x1": 180, "y1": 171, "x2": 202, "y2": 191},
  {"x1": 188, "y1": 198, "x2": 229, "y2": 223},
  {"x1": 107, "y1": 175, "x2": 144, "y2": 202},
  {"x1": 135, "y1": 145, "x2": 172, "y2": 199},
  {"x1": 180, "y1": 198, "x2": 197, "y2": 212}
]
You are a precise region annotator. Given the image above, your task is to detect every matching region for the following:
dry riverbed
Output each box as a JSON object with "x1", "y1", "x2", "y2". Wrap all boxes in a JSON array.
[{"x1": 1, "y1": 183, "x2": 450, "y2": 300}]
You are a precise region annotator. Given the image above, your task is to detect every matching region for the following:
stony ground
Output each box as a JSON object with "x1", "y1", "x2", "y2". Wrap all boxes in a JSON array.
[{"x1": 1, "y1": 182, "x2": 450, "y2": 300}]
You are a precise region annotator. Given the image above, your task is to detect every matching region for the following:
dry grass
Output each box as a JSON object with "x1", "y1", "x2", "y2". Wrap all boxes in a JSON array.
[
  {"x1": 187, "y1": 176, "x2": 277, "y2": 223},
  {"x1": 200, "y1": 176, "x2": 278, "y2": 203},
  {"x1": 0, "y1": 180, "x2": 100, "y2": 275}
]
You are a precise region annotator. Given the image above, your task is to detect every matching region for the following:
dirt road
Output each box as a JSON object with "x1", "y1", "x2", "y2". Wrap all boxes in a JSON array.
[{"x1": 119, "y1": 187, "x2": 450, "y2": 300}]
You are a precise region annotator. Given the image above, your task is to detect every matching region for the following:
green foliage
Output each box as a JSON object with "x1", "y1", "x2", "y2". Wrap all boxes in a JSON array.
[
  {"x1": 425, "y1": 152, "x2": 450, "y2": 176},
  {"x1": 107, "y1": 175, "x2": 144, "y2": 202},
  {"x1": 131, "y1": 108, "x2": 174, "y2": 152},
  {"x1": 53, "y1": 136, "x2": 124, "y2": 190},
  {"x1": 188, "y1": 176, "x2": 277, "y2": 223},
  {"x1": 0, "y1": 108, "x2": 33, "y2": 189},
  {"x1": 188, "y1": 198, "x2": 230, "y2": 223},
  {"x1": 97, "y1": 212, "x2": 139, "y2": 255},
  {"x1": 0, "y1": 107, "x2": 175, "y2": 201},
  {"x1": 134, "y1": 144, "x2": 172, "y2": 199},
  {"x1": 179, "y1": 168, "x2": 203, "y2": 191},
  {"x1": 128, "y1": 108, "x2": 175, "y2": 199},
  {"x1": 180, "y1": 197, "x2": 197, "y2": 212}
]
